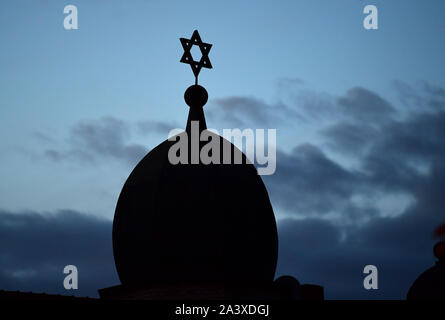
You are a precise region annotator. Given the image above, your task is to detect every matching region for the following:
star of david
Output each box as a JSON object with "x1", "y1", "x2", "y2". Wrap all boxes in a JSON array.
[{"x1": 180, "y1": 30, "x2": 212, "y2": 81}]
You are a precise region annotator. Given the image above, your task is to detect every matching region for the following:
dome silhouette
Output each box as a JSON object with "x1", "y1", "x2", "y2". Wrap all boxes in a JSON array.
[
  {"x1": 407, "y1": 241, "x2": 445, "y2": 299},
  {"x1": 112, "y1": 85, "x2": 278, "y2": 287}
]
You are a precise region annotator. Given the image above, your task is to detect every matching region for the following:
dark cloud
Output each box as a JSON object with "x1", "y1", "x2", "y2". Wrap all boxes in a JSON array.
[
  {"x1": 371, "y1": 111, "x2": 445, "y2": 164},
  {"x1": 266, "y1": 84, "x2": 445, "y2": 220},
  {"x1": 393, "y1": 80, "x2": 445, "y2": 111},
  {"x1": 291, "y1": 86, "x2": 397, "y2": 125},
  {"x1": 208, "y1": 96, "x2": 302, "y2": 128},
  {"x1": 137, "y1": 120, "x2": 182, "y2": 136},
  {"x1": 290, "y1": 89, "x2": 335, "y2": 121},
  {"x1": 276, "y1": 211, "x2": 438, "y2": 299},
  {"x1": 0, "y1": 209, "x2": 118, "y2": 297},
  {"x1": 337, "y1": 87, "x2": 396, "y2": 123},
  {"x1": 0, "y1": 208, "x2": 438, "y2": 300},
  {"x1": 208, "y1": 86, "x2": 396, "y2": 128},
  {"x1": 320, "y1": 111, "x2": 445, "y2": 199},
  {"x1": 321, "y1": 122, "x2": 379, "y2": 155},
  {"x1": 42, "y1": 117, "x2": 180, "y2": 166},
  {"x1": 44, "y1": 117, "x2": 147, "y2": 166},
  {"x1": 266, "y1": 82, "x2": 445, "y2": 298},
  {"x1": 264, "y1": 144, "x2": 367, "y2": 217}
]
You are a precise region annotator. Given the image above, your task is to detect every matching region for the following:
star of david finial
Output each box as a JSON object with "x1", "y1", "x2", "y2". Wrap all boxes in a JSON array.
[{"x1": 180, "y1": 30, "x2": 212, "y2": 85}]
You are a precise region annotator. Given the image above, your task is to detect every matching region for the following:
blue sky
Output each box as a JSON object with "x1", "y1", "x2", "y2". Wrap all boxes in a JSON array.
[{"x1": 1, "y1": 0, "x2": 445, "y2": 299}]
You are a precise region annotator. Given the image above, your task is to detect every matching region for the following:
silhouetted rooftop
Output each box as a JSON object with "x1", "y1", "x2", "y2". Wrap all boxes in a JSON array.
[{"x1": 0, "y1": 290, "x2": 95, "y2": 300}]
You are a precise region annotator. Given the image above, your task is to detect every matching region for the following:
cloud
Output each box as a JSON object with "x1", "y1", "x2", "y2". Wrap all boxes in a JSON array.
[
  {"x1": 337, "y1": 87, "x2": 396, "y2": 123},
  {"x1": 44, "y1": 117, "x2": 147, "y2": 166},
  {"x1": 276, "y1": 211, "x2": 438, "y2": 299},
  {"x1": 41, "y1": 117, "x2": 181, "y2": 166},
  {"x1": 208, "y1": 96, "x2": 302, "y2": 128},
  {"x1": 0, "y1": 208, "x2": 438, "y2": 300},
  {"x1": 321, "y1": 122, "x2": 379, "y2": 156},
  {"x1": 292, "y1": 86, "x2": 396, "y2": 124},
  {"x1": 0, "y1": 209, "x2": 118, "y2": 297},
  {"x1": 266, "y1": 82, "x2": 445, "y2": 217},
  {"x1": 137, "y1": 120, "x2": 182, "y2": 136},
  {"x1": 264, "y1": 144, "x2": 366, "y2": 218},
  {"x1": 266, "y1": 82, "x2": 445, "y2": 298},
  {"x1": 207, "y1": 86, "x2": 396, "y2": 129},
  {"x1": 393, "y1": 80, "x2": 445, "y2": 111}
]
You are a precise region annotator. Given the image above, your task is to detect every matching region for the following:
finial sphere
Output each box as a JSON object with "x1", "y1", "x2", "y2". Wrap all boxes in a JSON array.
[{"x1": 185, "y1": 84, "x2": 208, "y2": 108}]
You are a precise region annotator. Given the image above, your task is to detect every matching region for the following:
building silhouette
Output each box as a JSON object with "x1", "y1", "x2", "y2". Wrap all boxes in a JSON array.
[
  {"x1": 99, "y1": 82, "x2": 323, "y2": 300},
  {"x1": 407, "y1": 240, "x2": 445, "y2": 299},
  {"x1": 99, "y1": 31, "x2": 323, "y2": 299}
]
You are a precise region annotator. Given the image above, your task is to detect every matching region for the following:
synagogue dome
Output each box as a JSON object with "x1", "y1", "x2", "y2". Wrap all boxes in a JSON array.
[{"x1": 112, "y1": 85, "x2": 278, "y2": 287}]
